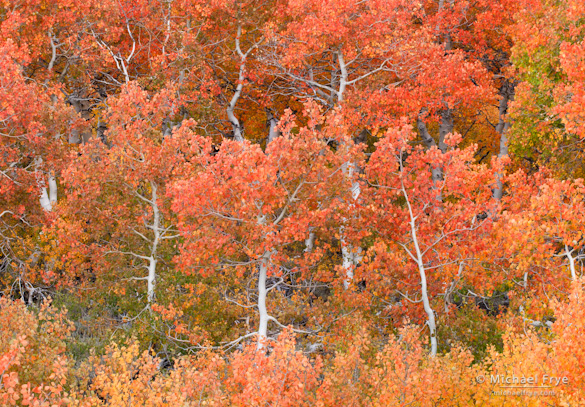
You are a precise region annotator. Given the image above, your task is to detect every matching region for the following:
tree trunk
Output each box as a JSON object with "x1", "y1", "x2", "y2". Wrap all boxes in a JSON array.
[
  {"x1": 40, "y1": 172, "x2": 57, "y2": 212},
  {"x1": 403, "y1": 181, "x2": 437, "y2": 356},
  {"x1": 566, "y1": 245, "x2": 578, "y2": 281},
  {"x1": 257, "y1": 252, "x2": 270, "y2": 350},
  {"x1": 227, "y1": 63, "x2": 245, "y2": 142},
  {"x1": 416, "y1": 112, "x2": 448, "y2": 201},
  {"x1": 340, "y1": 159, "x2": 362, "y2": 289},
  {"x1": 266, "y1": 110, "x2": 280, "y2": 145},
  {"x1": 147, "y1": 181, "x2": 161, "y2": 305},
  {"x1": 438, "y1": 108, "x2": 452, "y2": 152},
  {"x1": 493, "y1": 81, "x2": 514, "y2": 201}
]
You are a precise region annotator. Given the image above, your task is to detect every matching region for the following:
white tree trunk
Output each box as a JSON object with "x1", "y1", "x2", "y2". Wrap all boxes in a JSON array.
[
  {"x1": 341, "y1": 232, "x2": 360, "y2": 290},
  {"x1": 227, "y1": 61, "x2": 245, "y2": 142},
  {"x1": 403, "y1": 182, "x2": 437, "y2": 357},
  {"x1": 566, "y1": 244, "x2": 577, "y2": 281},
  {"x1": 39, "y1": 173, "x2": 57, "y2": 212},
  {"x1": 304, "y1": 229, "x2": 315, "y2": 253},
  {"x1": 266, "y1": 110, "x2": 280, "y2": 145},
  {"x1": 257, "y1": 253, "x2": 270, "y2": 350},
  {"x1": 147, "y1": 181, "x2": 161, "y2": 305},
  {"x1": 493, "y1": 129, "x2": 509, "y2": 201},
  {"x1": 438, "y1": 109, "x2": 452, "y2": 153},
  {"x1": 227, "y1": 24, "x2": 260, "y2": 143},
  {"x1": 416, "y1": 115, "x2": 444, "y2": 201},
  {"x1": 416, "y1": 259, "x2": 437, "y2": 357},
  {"x1": 340, "y1": 160, "x2": 362, "y2": 289},
  {"x1": 337, "y1": 51, "x2": 348, "y2": 103},
  {"x1": 493, "y1": 82, "x2": 514, "y2": 201},
  {"x1": 48, "y1": 174, "x2": 57, "y2": 205},
  {"x1": 40, "y1": 188, "x2": 52, "y2": 212}
]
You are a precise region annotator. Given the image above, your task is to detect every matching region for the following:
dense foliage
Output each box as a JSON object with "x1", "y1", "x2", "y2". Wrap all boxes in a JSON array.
[{"x1": 1, "y1": 0, "x2": 584, "y2": 405}]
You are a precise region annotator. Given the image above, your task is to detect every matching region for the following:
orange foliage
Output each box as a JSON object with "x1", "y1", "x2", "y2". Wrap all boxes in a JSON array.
[{"x1": 0, "y1": 298, "x2": 72, "y2": 406}]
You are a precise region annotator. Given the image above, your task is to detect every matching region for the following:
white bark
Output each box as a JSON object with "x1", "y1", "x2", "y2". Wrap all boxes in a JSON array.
[
  {"x1": 257, "y1": 252, "x2": 270, "y2": 350},
  {"x1": 340, "y1": 232, "x2": 353, "y2": 290},
  {"x1": 340, "y1": 160, "x2": 362, "y2": 290},
  {"x1": 566, "y1": 244, "x2": 577, "y2": 281},
  {"x1": 402, "y1": 178, "x2": 437, "y2": 357},
  {"x1": 336, "y1": 50, "x2": 363, "y2": 288},
  {"x1": 147, "y1": 181, "x2": 161, "y2": 305},
  {"x1": 438, "y1": 109, "x2": 452, "y2": 153},
  {"x1": 47, "y1": 30, "x2": 57, "y2": 72},
  {"x1": 417, "y1": 114, "x2": 436, "y2": 150},
  {"x1": 493, "y1": 82, "x2": 514, "y2": 201},
  {"x1": 444, "y1": 261, "x2": 465, "y2": 313},
  {"x1": 40, "y1": 188, "x2": 52, "y2": 212},
  {"x1": 337, "y1": 51, "x2": 348, "y2": 103},
  {"x1": 227, "y1": 59, "x2": 245, "y2": 142},
  {"x1": 416, "y1": 112, "x2": 447, "y2": 201},
  {"x1": 341, "y1": 231, "x2": 362, "y2": 290},
  {"x1": 266, "y1": 110, "x2": 280, "y2": 145},
  {"x1": 39, "y1": 172, "x2": 57, "y2": 212},
  {"x1": 493, "y1": 127, "x2": 509, "y2": 200},
  {"x1": 48, "y1": 174, "x2": 57, "y2": 205},
  {"x1": 304, "y1": 229, "x2": 315, "y2": 253},
  {"x1": 227, "y1": 24, "x2": 261, "y2": 142}
]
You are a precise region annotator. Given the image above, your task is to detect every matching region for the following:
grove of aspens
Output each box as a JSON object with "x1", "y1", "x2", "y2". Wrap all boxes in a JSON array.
[{"x1": 1, "y1": 0, "x2": 585, "y2": 405}]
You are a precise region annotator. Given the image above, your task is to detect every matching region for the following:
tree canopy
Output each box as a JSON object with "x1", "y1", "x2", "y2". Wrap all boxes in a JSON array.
[{"x1": 1, "y1": 0, "x2": 585, "y2": 405}]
